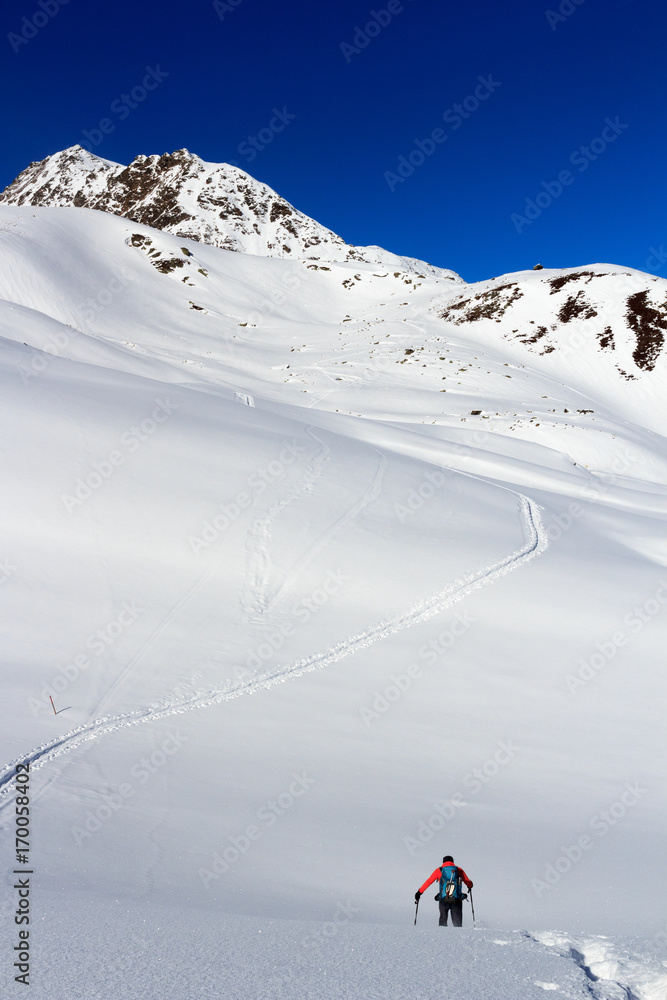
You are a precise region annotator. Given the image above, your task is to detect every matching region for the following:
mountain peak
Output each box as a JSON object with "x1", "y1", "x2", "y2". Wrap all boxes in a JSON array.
[{"x1": 0, "y1": 147, "x2": 460, "y2": 279}]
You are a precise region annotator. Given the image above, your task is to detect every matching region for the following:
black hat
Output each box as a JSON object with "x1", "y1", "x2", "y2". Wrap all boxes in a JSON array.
[{"x1": 442, "y1": 855, "x2": 454, "y2": 863}]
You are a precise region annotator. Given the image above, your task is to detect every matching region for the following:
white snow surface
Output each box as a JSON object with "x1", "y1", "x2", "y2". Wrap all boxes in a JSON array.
[
  {"x1": 20, "y1": 894, "x2": 667, "y2": 999},
  {"x1": 0, "y1": 202, "x2": 665, "y2": 997}
]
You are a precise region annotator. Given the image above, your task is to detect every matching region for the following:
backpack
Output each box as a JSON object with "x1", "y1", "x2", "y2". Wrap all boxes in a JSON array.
[{"x1": 438, "y1": 864, "x2": 462, "y2": 903}]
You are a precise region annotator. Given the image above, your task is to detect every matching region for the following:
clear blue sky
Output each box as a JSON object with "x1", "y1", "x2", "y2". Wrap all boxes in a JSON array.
[{"x1": 2, "y1": 0, "x2": 665, "y2": 281}]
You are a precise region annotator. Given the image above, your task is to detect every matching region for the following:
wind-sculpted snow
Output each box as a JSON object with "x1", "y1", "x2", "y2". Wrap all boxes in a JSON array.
[{"x1": 0, "y1": 491, "x2": 546, "y2": 810}]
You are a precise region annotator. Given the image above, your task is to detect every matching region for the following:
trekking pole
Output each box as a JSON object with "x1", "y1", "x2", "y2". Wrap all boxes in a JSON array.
[
  {"x1": 414, "y1": 897, "x2": 420, "y2": 926},
  {"x1": 469, "y1": 888, "x2": 476, "y2": 927}
]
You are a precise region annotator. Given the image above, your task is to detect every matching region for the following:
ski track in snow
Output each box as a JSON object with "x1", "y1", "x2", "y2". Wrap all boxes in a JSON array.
[
  {"x1": 92, "y1": 427, "x2": 329, "y2": 715},
  {"x1": 240, "y1": 428, "x2": 330, "y2": 623},
  {"x1": 90, "y1": 554, "x2": 230, "y2": 719},
  {"x1": 259, "y1": 448, "x2": 387, "y2": 616},
  {"x1": 0, "y1": 490, "x2": 547, "y2": 813}
]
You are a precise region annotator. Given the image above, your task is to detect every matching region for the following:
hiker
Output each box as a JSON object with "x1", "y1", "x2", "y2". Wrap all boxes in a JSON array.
[{"x1": 415, "y1": 855, "x2": 473, "y2": 927}]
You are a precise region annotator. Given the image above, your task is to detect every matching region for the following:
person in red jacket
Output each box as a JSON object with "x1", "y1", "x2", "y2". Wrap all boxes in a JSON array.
[{"x1": 415, "y1": 855, "x2": 473, "y2": 927}]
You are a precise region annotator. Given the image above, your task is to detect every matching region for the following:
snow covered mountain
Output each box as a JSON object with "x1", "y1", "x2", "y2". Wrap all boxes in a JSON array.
[
  {"x1": 0, "y1": 145, "x2": 459, "y2": 278},
  {"x1": 0, "y1": 154, "x2": 665, "y2": 999}
]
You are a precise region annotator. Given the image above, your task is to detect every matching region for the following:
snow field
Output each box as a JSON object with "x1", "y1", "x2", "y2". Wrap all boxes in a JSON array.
[{"x1": 0, "y1": 203, "x2": 665, "y2": 994}]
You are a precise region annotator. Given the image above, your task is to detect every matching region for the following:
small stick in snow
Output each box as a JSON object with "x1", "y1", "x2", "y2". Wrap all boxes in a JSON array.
[{"x1": 50, "y1": 696, "x2": 57, "y2": 715}]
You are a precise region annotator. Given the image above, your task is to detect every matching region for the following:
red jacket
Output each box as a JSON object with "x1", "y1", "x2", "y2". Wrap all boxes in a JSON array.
[{"x1": 419, "y1": 864, "x2": 473, "y2": 895}]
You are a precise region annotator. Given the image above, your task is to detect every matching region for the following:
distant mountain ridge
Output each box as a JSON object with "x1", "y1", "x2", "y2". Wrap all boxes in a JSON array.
[
  {"x1": 4, "y1": 146, "x2": 666, "y2": 390},
  {"x1": 0, "y1": 145, "x2": 461, "y2": 280}
]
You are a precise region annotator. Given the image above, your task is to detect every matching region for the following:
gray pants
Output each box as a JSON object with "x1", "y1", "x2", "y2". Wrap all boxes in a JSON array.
[{"x1": 439, "y1": 899, "x2": 463, "y2": 927}]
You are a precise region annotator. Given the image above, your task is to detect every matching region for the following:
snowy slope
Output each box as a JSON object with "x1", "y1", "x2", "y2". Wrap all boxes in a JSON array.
[
  {"x1": 2, "y1": 204, "x2": 666, "y2": 483},
  {"x1": 0, "y1": 199, "x2": 665, "y2": 997},
  {"x1": 0, "y1": 146, "x2": 460, "y2": 278}
]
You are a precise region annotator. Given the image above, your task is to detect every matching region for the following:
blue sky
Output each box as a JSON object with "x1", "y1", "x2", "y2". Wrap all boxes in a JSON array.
[{"x1": 1, "y1": 0, "x2": 665, "y2": 281}]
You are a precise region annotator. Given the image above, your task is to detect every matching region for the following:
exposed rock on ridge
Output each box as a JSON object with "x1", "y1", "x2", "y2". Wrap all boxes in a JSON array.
[{"x1": 0, "y1": 146, "x2": 460, "y2": 280}]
